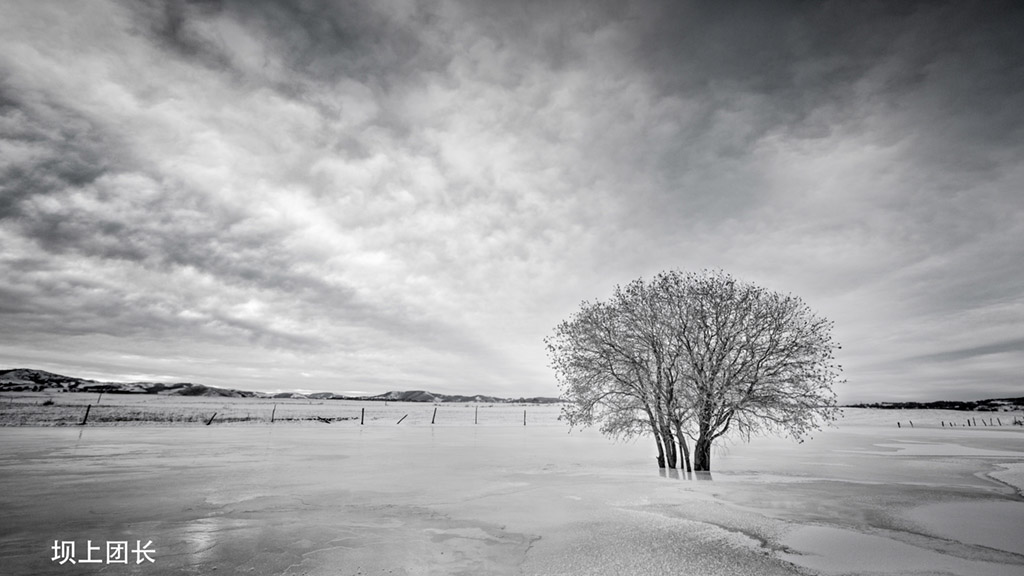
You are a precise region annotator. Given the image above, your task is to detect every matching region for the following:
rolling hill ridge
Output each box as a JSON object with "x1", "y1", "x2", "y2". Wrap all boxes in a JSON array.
[{"x1": 0, "y1": 368, "x2": 561, "y2": 404}]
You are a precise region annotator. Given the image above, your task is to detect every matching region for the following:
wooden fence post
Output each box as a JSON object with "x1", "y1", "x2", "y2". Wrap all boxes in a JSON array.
[
  {"x1": 431, "y1": 407, "x2": 437, "y2": 425},
  {"x1": 271, "y1": 404, "x2": 277, "y2": 423},
  {"x1": 206, "y1": 412, "x2": 217, "y2": 426},
  {"x1": 361, "y1": 407, "x2": 365, "y2": 425},
  {"x1": 397, "y1": 414, "x2": 408, "y2": 425},
  {"x1": 79, "y1": 404, "x2": 91, "y2": 426}
]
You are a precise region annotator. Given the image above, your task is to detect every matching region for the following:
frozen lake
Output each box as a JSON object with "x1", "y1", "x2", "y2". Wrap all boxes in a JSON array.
[{"x1": 1, "y1": 408, "x2": 1023, "y2": 575}]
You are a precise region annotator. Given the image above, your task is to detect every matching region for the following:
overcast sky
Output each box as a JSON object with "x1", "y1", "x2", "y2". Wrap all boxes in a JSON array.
[{"x1": 1, "y1": 0, "x2": 1021, "y2": 402}]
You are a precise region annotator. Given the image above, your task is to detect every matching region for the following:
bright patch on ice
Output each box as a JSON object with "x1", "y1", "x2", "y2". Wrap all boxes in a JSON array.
[
  {"x1": 989, "y1": 462, "x2": 1024, "y2": 495},
  {"x1": 780, "y1": 525, "x2": 1023, "y2": 576},
  {"x1": 851, "y1": 441, "x2": 1024, "y2": 458},
  {"x1": 905, "y1": 501, "x2": 1024, "y2": 556}
]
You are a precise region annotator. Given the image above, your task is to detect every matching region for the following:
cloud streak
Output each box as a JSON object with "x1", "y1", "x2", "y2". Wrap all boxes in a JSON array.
[{"x1": 1, "y1": 0, "x2": 1021, "y2": 400}]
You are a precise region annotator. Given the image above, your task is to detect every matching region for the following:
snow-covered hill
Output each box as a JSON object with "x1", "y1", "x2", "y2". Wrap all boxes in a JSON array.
[{"x1": 0, "y1": 368, "x2": 561, "y2": 403}]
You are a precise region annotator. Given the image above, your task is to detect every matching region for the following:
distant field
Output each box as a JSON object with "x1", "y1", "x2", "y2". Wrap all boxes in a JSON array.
[
  {"x1": 0, "y1": 391, "x2": 564, "y2": 426},
  {"x1": 2, "y1": 391, "x2": 1022, "y2": 429}
]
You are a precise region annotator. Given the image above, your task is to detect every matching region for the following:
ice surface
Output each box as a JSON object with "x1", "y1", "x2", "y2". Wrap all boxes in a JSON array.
[
  {"x1": 904, "y1": 501, "x2": 1024, "y2": 556},
  {"x1": 990, "y1": 462, "x2": 1024, "y2": 495},
  {"x1": 780, "y1": 525, "x2": 1023, "y2": 576},
  {"x1": 1, "y1": 408, "x2": 1022, "y2": 575},
  {"x1": 849, "y1": 441, "x2": 1024, "y2": 458}
]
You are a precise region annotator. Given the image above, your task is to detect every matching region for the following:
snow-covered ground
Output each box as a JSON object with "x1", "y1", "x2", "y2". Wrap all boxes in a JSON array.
[{"x1": 0, "y1": 408, "x2": 1022, "y2": 575}]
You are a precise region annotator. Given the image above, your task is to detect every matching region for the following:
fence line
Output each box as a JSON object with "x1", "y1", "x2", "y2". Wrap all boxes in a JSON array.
[
  {"x1": 6, "y1": 394, "x2": 1024, "y2": 428},
  {"x1": 0, "y1": 393, "x2": 564, "y2": 426}
]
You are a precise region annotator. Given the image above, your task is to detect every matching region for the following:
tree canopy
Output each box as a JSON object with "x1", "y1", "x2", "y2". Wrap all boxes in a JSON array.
[{"x1": 546, "y1": 270, "x2": 843, "y2": 471}]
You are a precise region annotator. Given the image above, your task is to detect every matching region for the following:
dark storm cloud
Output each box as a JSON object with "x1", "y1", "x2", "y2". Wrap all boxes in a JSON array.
[
  {"x1": 0, "y1": 87, "x2": 121, "y2": 220},
  {"x1": 602, "y1": 1, "x2": 1024, "y2": 227},
  {"x1": 131, "y1": 0, "x2": 449, "y2": 100},
  {"x1": 624, "y1": 1, "x2": 1024, "y2": 128},
  {"x1": 142, "y1": 0, "x2": 234, "y2": 71}
]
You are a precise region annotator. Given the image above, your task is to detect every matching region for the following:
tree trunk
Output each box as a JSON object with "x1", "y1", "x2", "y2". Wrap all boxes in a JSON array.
[
  {"x1": 646, "y1": 410, "x2": 666, "y2": 468},
  {"x1": 652, "y1": 430, "x2": 666, "y2": 468},
  {"x1": 678, "y1": 434, "x2": 692, "y2": 473},
  {"x1": 672, "y1": 419, "x2": 691, "y2": 473},
  {"x1": 661, "y1": 424, "x2": 677, "y2": 469},
  {"x1": 693, "y1": 436, "x2": 712, "y2": 472}
]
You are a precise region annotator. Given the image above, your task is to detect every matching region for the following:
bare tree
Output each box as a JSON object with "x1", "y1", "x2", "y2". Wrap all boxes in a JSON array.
[
  {"x1": 547, "y1": 289, "x2": 680, "y2": 468},
  {"x1": 548, "y1": 270, "x2": 842, "y2": 472},
  {"x1": 548, "y1": 276, "x2": 696, "y2": 469}
]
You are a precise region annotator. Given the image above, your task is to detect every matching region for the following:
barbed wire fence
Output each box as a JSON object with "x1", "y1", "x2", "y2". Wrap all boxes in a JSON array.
[{"x1": 0, "y1": 392, "x2": 565, "y2": 427}]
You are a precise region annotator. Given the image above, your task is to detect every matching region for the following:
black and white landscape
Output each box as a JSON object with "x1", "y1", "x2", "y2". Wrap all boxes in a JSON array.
[{"x1": 1, "y1": 1, "x2": 1023, "y2": 575}]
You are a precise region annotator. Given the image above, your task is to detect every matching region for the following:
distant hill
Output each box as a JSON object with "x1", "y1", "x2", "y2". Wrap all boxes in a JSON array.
[
  {"x1": 363, "y1": 390, "x2": 561, "y2": 404},
  {"x1": 0, "y1": 368, "x2": 263, "y2": 398},
  {"x1": 0, "y1": 368, "x2": 561, "y2": 404},
  {"x1": 845, "y1": 398, "x2": 1024, "y2": 412}
]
